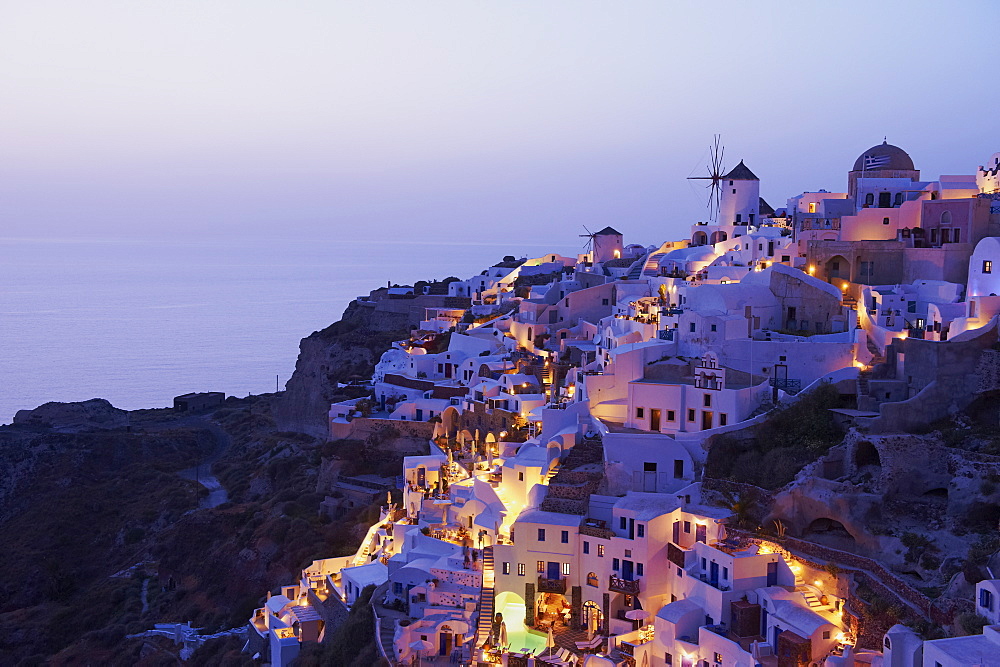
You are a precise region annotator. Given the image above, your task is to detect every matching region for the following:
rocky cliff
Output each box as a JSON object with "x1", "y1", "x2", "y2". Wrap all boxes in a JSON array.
[{"x1": 273, "y1": 299, "x2": 410, "y2": 438}]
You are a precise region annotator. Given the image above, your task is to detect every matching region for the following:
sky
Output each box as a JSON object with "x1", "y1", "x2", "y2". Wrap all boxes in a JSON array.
[{"x1": 2, "y1": 0, "x2": 998, "y2": 247}]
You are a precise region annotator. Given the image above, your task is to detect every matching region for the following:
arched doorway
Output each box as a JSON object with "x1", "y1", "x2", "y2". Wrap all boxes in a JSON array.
[
  {"x1": 710, "y1": 231, "x2": 728, "y2": 244},
  {"x1": 854, "y1": 441, "x2": 881, "y2": 468},
  {"x1": 692, "y1": 231, "x2": 708, "y2": 246},
  {"x1": 583, "y1": 600, "x2": 604, "y2": 636},
  {"x1": 825, "y1": 255, "x2": 850, "y2": 282}
]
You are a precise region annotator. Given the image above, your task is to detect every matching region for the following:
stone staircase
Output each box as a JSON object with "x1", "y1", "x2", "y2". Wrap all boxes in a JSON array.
[
  {"x1": 794, "y1": 574, "x2": 824, "y2": 610},
  {"x1": 475, "y1": 547, "x2": 496, "y2": 648}
]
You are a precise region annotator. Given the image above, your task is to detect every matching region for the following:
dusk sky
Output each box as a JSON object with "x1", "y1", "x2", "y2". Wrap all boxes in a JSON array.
[{"x1": 3, "y1": 1, "x2": 998, "y2": 246}]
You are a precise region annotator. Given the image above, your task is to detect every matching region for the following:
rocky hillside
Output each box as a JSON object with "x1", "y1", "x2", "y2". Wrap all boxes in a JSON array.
[{"x1": 273, "y1": 300, "x2": 410, "y2": 437}]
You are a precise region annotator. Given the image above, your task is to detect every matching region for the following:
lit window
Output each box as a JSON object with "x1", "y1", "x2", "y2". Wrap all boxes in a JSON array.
[
  {"x1": 537, "y1": 561, "x2": 544, "y2": 573},
  {"x1": 517, "y1": 563, "x2": 525, "y2": 576},
  {"x1": 587, "y1": 572, "x2": 599, "y2": 587},
  {"x1": 984, "y1": 260, "x2": 992, "y2": 274},
  {"x1": 502, "y1": 562, "x2": 510, "y2": 575},
  {"x1": 562, "y1": 563, "x2": 571, "y2": 575},
  {"x1": 598, "y1": 544, "x2": 605, "y2": 557}
]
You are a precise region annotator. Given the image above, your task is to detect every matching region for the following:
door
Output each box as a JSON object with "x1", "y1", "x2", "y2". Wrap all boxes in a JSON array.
[
  {"x1": 547, "y1": 562, "x2": 560, "y2": 580},
  {"x1": 701, "y1": 411, "x2": 713, "y2": 430},
  {"x1": 649, "y1": 409, "x2": 661, "y2": 431},
  {"x1": 440, "y1": 632, "x2": 452, "y2": 656},
  {"x1": 767, "y1": 241, "x2": 774, "y2": 256},
  {"x1": 643, "y1": 470, "x2": 656, "y2": 492},
  {"x1": 709, "y1": 562, "x2": 719, "y2": 587},
  {"x1": 622, "y1": 560, "x2": 634, "y2": 581},
  {"x1": 672, "y1": 521, "x2": 680, "y2": 545},
  {"x1": 416, "y1": 409, "x2": 423, "y2": 421},
  {"x1": 417, "y1": 467, "x2": 426, "y2": 487},
  {"x1": 879, "y1": 191, "x2": 891, "y2": 208},
  {"x1": 695, "y1": 523, "x2": 707, "y2": 543},
  {"x1": 767, "y1": 561, "x2": 778, "y2": 586}
]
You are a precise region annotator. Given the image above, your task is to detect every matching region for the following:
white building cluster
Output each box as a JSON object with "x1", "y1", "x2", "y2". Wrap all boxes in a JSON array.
[{"x1": 249, "y1": 143, "x2": 1000, "y2": 666}]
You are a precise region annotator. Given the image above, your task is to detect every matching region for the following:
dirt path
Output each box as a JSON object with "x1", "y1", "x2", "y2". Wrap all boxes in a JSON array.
[{"x1": 176, "y1": 417, "x2": 232, "y2": 509}]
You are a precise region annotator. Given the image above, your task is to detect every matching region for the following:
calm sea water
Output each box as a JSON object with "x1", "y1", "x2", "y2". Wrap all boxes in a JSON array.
[{"x1": 1, "y1": 235, "x2": 570, "y2": 424}]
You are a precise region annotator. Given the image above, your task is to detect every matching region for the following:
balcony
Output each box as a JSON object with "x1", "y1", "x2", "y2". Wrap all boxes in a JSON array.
[
  {"x1": 608, "y1": 575, "x2": 640, "y2": 595},
  {"x1": 537, "y1": 577, "x2": 567, "y2": 594}
]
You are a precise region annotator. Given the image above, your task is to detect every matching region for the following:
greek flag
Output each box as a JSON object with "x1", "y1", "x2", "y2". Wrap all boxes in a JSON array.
[{"x1": 863, "y1": 154, "x2": 891, "y2": 170}]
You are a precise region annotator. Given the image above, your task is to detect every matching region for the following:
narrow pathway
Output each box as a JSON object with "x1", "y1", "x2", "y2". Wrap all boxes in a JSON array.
[
  {"x1": 141, "y1": 577, "x2": 149, "y2": 614},
  {"x1": 174, "y1": 416, "x2": 232, "y2": 509}
]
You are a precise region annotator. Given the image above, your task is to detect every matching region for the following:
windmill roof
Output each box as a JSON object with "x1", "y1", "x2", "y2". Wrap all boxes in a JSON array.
[
  {"x1": 759, "y1": 197, "x2": 775, "y2": 216},
  {"x1": 595, "y1": 226, "x2": 623, "y2": 236},
  {"x1": 723, "y1": 160, "x2": 759, "y2": 181}
]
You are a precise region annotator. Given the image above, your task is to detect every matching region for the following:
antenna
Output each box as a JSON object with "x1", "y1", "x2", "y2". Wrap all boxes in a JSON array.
[{"x1": 687, "y1": 135, "x2": 726, "y2": 222}]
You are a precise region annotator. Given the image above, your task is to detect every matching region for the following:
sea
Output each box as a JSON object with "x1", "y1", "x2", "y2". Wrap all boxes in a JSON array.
[{"x1": 1, "y1": 235, "x2": 574, "y2": 424}]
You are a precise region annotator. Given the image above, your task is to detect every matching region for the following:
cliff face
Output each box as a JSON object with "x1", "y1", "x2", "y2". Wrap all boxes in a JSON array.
[{"x1": 273, "y1": 300, "x2": 410, "y2": 438}]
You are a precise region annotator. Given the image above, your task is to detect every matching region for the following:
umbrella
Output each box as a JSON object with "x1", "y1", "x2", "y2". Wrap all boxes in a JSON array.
[
  {"x1": 641, "y1": 651, "x2": 649, "y2": 667},
  {"x1": 624, "y1": 609, "x2": 650, "y2": 621},
  {"x1": 546, "y1": 627, "x2": 555, "y2": 649},
  {"x1": 409, "y1": 639, "x2": 433, "y2": 653},
  {"x1": 499, "y1": 620, "x2": 508, "y2": 647}
]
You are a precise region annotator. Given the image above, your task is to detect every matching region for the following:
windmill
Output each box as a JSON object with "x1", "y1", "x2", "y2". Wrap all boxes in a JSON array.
[
  {"x1": 688, "y1": 135, "x2": 726, "y2": 222},
  {"x1": 579, "y1": 225, "x2": 598, "y2": 260}
]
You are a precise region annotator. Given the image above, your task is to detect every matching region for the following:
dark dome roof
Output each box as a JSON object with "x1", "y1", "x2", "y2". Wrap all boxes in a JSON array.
[{"x1": 852, "y1": 141, "x2": 915, "y2": 172}]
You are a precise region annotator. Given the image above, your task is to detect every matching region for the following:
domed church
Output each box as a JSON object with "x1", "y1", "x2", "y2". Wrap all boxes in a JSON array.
[{"x1": 847, "y1": 140, "x2": 920, "y2": 203}]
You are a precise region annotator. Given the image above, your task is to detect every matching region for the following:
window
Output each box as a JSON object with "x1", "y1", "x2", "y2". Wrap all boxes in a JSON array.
[
  {"x1": 714, "y1": 653, "x2": 723, "y2": 663},
  {"x1": 562, "y1": 562, "x2": 571, "y2": 575},
  {"x1": 613, "y1": 558, "x2": 620, "y2": 570},
  {"x1": 587, "y1": 572, "x2": 599, "y2": 587},
  {"x1": 954, "y1": 229, "x2": 961, "y2": 242},
  {"x1": 720, "y1": 413, "x2": 727, "y2": 426},
  {"x1": 894, "y1": 192, "x2": 904, "y2": 206},
  {"x1": 620, "y1": 517, "x2": 627, "y2": 530},
  {"x1": 665, "y1": 654, "x2": 673, "y2": 666},
  {"x1": 518, "y1": 472, "x2": 524, "y2": 481},
  {"x1": 781, "y1": 254, "x2": 791, "y2": 262},
  {"x1": 643, "y1": 462, "x2": 656, "y2": 472},
  {"x1": 667, "y1": 410, "x2": 676, "y2": 421},
  {"x1": 722, "y1": 567, "x2": 728, "y2": 580},
  {"x1": 687, "y1": 409, "x2": 696, "y2": 421},
  {"x1": 865, "y1": 193, "x2": 874, "y2": 206},
  {"x1": 636, "y1": 407, "x2": 644, "y2": 419},
  {"x1": 625, "y1": 549, "x2": 631, "y2": 558},
  {"x1": 684, "y1": 521, "x2": 691, "y2": 533},
  {"x1": 637, "y1": 524, "x2": 645, "y2": 538},
  {"x1": 537, "y1": 528, "x2": 546, "y2": 541},
  {"x1": 808, "y1": 202, "x2": 817, "y2": 213},
  {"x1": 502, "y1": 562, "x2": 510, "y2": 575},
  {"x1": 537, "y1": 561, "x2": 545, "y2": 573},
  {"x1": 637, "y1": 563, "x2": 644, "y2": 576},
  {"x1": 710, "y1": 324, "x2": 717, "y2": 332},
  {"x1": 703, "y1": 394, "x2": 712, "y2": 407},
  {"x1": 882, "y1": 217, "x2": 890, "y2": 225},
  {"x1": 823, "y1": 631, "x2": 831, "y2": 640},
  {"x1": 517, "y1": 563, "x2": 525, "y2": 576},
  {"x1": 676, "y1": 567, "x2": 682, "y2": 577},
  {"x1": 701, "y1": 557, "x2": 707, "y2": 570},
  {"x1": 602, "y1": 298, "x2": 609, "y2": 305},
  {"x1": 561, "y1": 530, "x2": 569, "y2": 544},
  {"x1": 689, "y1": 322, "x2": 696, "y2": 332},
  {"x1": 583, "y1": 541, "x2": 590, "y2": 554},
  {"x1": 674, "y1": 460, "x2": 684, "y2": 478},
  {"x1": 981, "y1": 587, "x2": 994, "y2": 611},
  {"x1": 598, "y1": 544, "x2": 605, "y2": 557}
]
